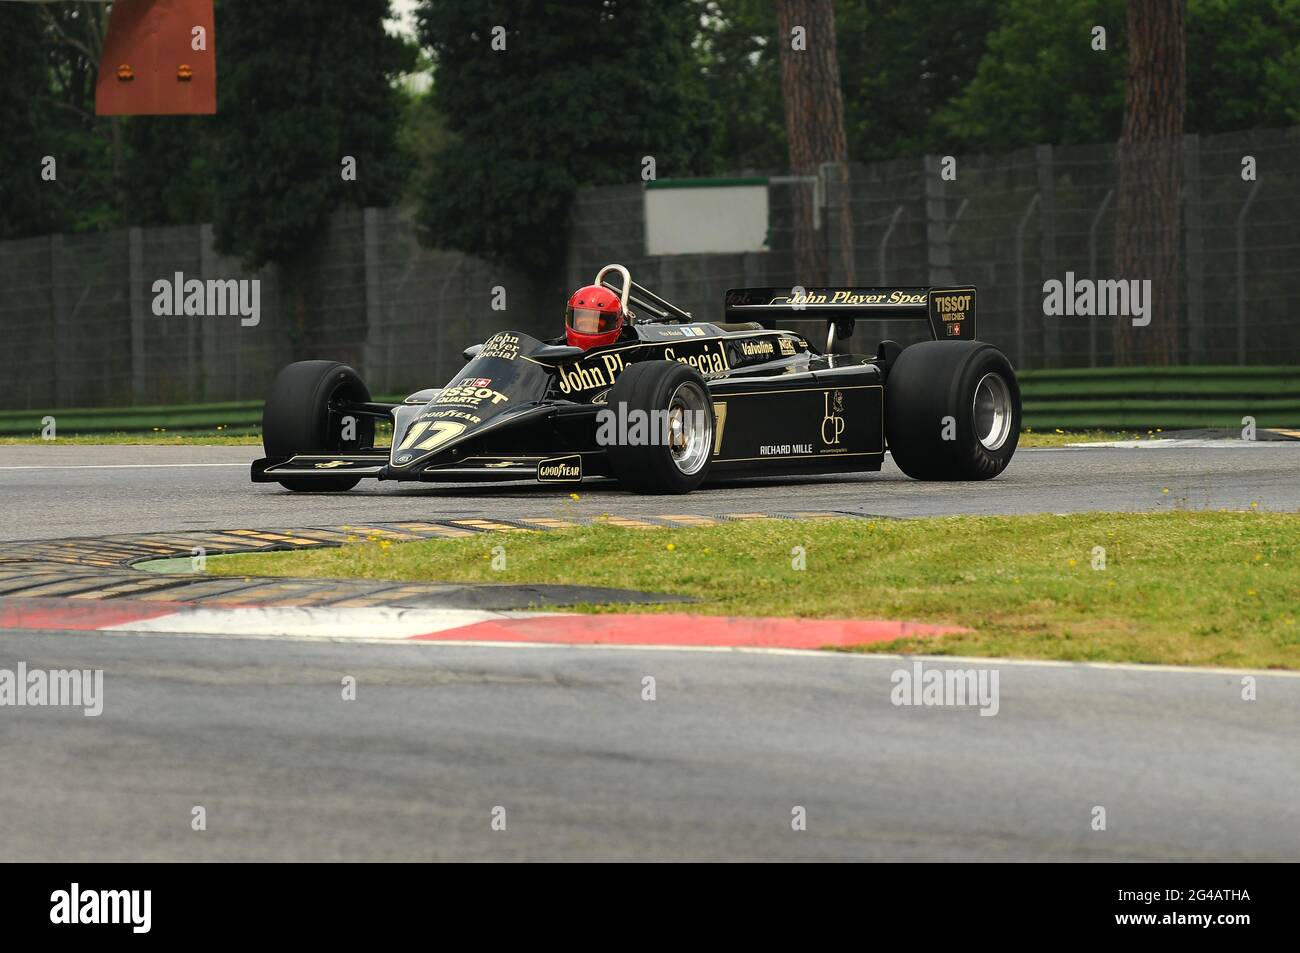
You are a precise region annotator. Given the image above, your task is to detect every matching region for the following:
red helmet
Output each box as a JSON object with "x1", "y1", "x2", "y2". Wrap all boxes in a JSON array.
[{"x1": 565, "y1": 284, "x2": 625, "y2": 350}]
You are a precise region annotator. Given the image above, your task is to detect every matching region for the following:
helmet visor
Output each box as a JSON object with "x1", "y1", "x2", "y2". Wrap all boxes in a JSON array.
[{"x1": 566, "y1": 306, "x2": 619, "y2": 335}]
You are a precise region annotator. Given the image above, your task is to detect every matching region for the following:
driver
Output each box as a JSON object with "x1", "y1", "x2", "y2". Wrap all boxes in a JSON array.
[{"x1": 565, "y1": 284, "x2": 631, "y2": 351}]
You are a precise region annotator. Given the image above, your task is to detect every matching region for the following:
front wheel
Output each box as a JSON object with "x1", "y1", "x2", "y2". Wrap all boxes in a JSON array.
[
  {"x1": 604, "y1": 362, "x2": 715, "y2": 494},
  {"x1": 262, "y1": 360, "x2": 374, "y2": 492},
  {"x1": 884, "y1": 341, "x2": 1020, "y2": 480}
]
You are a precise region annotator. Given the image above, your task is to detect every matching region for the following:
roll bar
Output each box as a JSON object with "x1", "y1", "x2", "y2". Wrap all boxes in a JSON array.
[{"x1": 597, "y1": 264, "x2": 693, "y2": 324}]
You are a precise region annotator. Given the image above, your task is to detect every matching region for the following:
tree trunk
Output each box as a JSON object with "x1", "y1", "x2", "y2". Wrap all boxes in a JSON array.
[
  {"x1": 775, "y1": 0, "x2": 852, "y2": 285},
  {"x1": 1113, "y1": 0, "x2": 1185, "y2": 365}
]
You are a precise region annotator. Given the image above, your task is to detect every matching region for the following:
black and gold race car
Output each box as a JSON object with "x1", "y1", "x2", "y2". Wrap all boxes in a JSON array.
[{"x1": 252, "y1": 265, "x2": 1020, "y2": 494}]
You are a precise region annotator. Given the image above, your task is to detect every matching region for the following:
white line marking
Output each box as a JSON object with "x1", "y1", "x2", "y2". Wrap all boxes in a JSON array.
[
  {"x1": 1023, "y1": 441, "x2": 1298, "y2": 451},
  {"x1": 103, "y1": 605, "x2": 559, "y2": 639},
  {"x1": 0, "y1": 463, "x2": 248, "y2": 471}
]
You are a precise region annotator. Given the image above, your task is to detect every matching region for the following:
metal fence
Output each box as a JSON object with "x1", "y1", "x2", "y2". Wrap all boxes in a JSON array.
[
  {"x1": 822, "y1": 126, "x2": 1300, "y2": 368},
  {"x1": 0, "y1": 206, "x2": 550, "y2": 409},
  {"x1": 1, "y1": 126, "x2": 1296, "y2": 411}
]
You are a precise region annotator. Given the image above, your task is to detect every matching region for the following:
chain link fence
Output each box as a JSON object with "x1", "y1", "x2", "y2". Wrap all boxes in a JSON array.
[
  {"x1": 1, "y1": 126, "x2": 1296, "y2": 411},
  {"x1": 0, "y1": 206, "x2": 549, "y2": 410},
  {"x1": 823, "y1": 126, "x2": 1300, "y2": 368}
]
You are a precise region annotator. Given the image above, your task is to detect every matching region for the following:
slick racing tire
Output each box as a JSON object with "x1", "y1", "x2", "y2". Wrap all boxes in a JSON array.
[
  {"x1": 884, "y1": 341, "x2": 1020, "y2": 481},
  {"x1": 262, "y1": 360, "x2": 374, "y2": 492},
  {"x1": 605, "y1": 361, "x2": 715, "y2": 494}
]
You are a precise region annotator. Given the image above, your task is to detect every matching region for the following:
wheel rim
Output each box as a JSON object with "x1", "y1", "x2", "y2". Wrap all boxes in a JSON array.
[
  {"x1": 972, "y1": 372, "x2": 1013, "y2": 452},
  {"x1": 666, "y1": 382, "x2": 712, "y2": 475}
]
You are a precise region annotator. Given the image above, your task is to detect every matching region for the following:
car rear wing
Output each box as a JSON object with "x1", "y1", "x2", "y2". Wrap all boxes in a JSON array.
[{"x1": 724, "y1": 286, "x2": 977, "y2": 347}]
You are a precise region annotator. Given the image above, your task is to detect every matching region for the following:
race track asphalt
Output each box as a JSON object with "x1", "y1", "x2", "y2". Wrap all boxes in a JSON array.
[
  {"x1": 1, "y1": 442, "x2": 1297, "y2": 861},
  {"x1": 1, "y1": 629, "x2": 1296, "y2": 862},
  {"x1": 1, "y1": 442, "x2": 1297, "y2": 540}
]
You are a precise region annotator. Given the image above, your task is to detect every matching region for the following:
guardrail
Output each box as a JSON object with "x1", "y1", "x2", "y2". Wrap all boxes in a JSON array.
[
  {"x1": 1, "y1": 369, "x2": 1296, "y2": 435},
  {"x1": 0, "y1": 397, "x2": 404, "y2": 437},
  {"x1": 0, "y1": 400, "x2": 264, "y2": 436},
  {"x1": 1019, "y1": 366, "x2": 1300, "y2": 430}
]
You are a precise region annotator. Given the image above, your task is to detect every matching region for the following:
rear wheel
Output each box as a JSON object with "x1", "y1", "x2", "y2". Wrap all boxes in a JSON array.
[
  {"x1": 884, "y1": 341, "x2": 1020, "y2": 480},
  {"x1": 605, "y1": 362, "x2": 714, "y2": 494},
  {"x1": 262, "y1": 360, "x2": 374, "y2": 492}
]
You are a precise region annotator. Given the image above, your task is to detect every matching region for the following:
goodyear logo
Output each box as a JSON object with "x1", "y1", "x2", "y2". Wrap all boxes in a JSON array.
[{"x1": 537, "y1": 455, "x2": 582, "y2": 482}]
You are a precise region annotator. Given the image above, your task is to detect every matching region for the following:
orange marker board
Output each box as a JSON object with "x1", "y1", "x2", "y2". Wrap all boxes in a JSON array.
[{"x1": 95, "y1": 0, "x2": 216, "y2": 116}]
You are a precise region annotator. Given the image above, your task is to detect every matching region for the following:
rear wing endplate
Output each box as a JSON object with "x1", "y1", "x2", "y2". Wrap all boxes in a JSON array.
[{"x1": 724, "y1": 286, "x2": 977, "y2": 343}]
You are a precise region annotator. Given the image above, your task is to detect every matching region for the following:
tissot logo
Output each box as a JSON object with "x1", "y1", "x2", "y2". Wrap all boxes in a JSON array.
[
  {"x1": 933, "y1": 293, "x2": 973, "y2": 315},
  {"x1": 436, "y1": 383, "x2": 509, "y2": 406},
  {"x1": 50, "y1": 883, "x2": 151, "y2": 934}
]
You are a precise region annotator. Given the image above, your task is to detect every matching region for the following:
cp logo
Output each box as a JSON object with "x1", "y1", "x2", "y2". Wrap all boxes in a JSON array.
[{"x1": 821, "y1": 391, "x2": 846, "y2": 445}]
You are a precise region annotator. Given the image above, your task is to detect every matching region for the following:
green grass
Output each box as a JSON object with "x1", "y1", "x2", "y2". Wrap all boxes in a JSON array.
[
  {"x1": 207, "y1": 512, "x2": 1300, "y2": 670},
  {"x1": 1017, "y1": 429, "x2": 1159, "y2": 447}
]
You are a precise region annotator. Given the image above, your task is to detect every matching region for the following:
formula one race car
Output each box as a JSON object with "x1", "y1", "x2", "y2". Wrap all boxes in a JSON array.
[{"x1": 252, "y1": 264, "x2": 1020, "y2": 494}]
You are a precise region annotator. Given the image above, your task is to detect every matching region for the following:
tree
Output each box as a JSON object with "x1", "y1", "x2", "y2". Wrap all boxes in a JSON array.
[
  {"x1": 414, "y1": 0, "x2": 717, "y2": 278},
  {"x1": 206, "y1": 0, "x2": 409, "y2": 351},
  {"x1": 1112, "y1": 0, "x2": 1185, "y2": 366},
  {"x1": 935, "y1": 0, "x2": 1300, "y2": 154},
  {"x1": 0, "y1": 2, "x2": 50, "y2": 239},
  {"x1": 1186, "y1": 0, "x2": 1300, "y2": 133},
  {"x1": 837, "y1": 0, "x2": 999, "y2": 162},
  {"x1": 775, "y1": 0, "x2": 851, "y2": 282},
  {"x1": 935, "y1": 0, "x2": 1127, "y2": 153},
  {"x1": 26, "y1": 2, "x2": 126, "y2": 234},
  {"x1": 210, "y1": 0, "x2": 410, "y2": 270},
  {"x1": 119, "y1": 115, "x2": 216, "y2": 227},
  {"x1": 698, "y1": 0, "x2": 785, "y2": 173}
]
